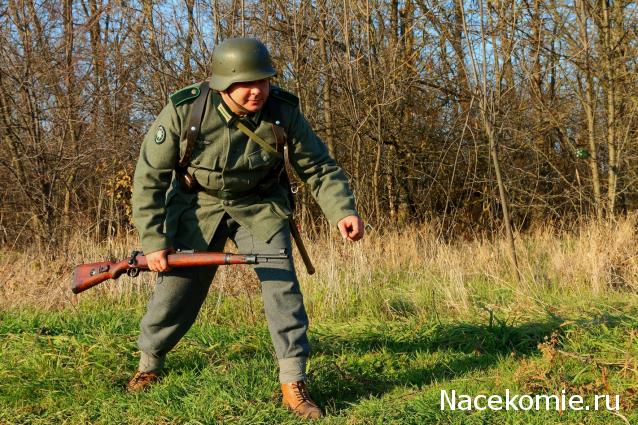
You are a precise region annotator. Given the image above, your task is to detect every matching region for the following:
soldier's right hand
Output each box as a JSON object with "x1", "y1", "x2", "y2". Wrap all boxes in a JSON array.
[{"x1": 146, "y1": 248, "x2": 174, "y2": 272}]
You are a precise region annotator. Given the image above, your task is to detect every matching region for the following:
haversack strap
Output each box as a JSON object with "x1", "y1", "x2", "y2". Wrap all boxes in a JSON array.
[{"x1": 234, "y1": 120, "x2": 279, "y2": 155}]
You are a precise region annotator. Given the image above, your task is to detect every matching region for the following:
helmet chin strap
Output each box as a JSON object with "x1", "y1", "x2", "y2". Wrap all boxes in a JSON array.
[{"x1": 225, "y1": 91, "x2": 251, "y2": 116}]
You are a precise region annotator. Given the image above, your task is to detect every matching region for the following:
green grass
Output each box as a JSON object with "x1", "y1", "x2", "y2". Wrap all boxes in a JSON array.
[
  {"x1": 4, "y1": 221, "x2": 638, "y2": 423},
  {"x1": 1, "y1": 295, "x2": 637, "y2": 424}
]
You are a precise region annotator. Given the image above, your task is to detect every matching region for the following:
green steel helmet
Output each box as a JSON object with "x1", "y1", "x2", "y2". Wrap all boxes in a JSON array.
[{"x1": 210, "y1": 38, "x2": 277, "y2": 91}]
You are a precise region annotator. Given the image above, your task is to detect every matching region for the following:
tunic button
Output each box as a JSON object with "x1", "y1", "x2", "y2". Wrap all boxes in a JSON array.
[
  {"x1": 222, "y1": 200, "x2": 229, "y2": 206},
  {"x1": 262, "y1": 153, "x2": 269, "y2": 161}
]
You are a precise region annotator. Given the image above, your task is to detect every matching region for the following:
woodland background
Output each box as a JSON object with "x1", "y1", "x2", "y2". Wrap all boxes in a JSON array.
[
  {"x1": 3, "y1": 3, "x2": 638, "y2": 422},
  {"x1": 2, "y1": 0, "x2": 638, "y2": 252}
]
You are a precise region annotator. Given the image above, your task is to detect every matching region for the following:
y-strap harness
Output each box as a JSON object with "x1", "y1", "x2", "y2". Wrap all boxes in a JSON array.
[{"x1": 176, "y1": 82, "x2": 315, "y2": 274}]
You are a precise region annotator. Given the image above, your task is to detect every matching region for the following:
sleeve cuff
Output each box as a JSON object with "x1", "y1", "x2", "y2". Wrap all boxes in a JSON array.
[
  {"x1": 141, "y1": 236, "x2": 170, "y2": 255},
  {"x1": 328, "y1": 209, "x2": 359, "y2": 226}
]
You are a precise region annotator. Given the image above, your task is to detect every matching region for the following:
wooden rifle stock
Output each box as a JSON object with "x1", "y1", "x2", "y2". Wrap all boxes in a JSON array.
[{"x1": 71, "y1": 250, "x2": 288, "y2": 294}]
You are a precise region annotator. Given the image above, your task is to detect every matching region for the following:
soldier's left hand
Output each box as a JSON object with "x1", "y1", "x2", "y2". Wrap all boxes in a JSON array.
[{"x1": 337, "y1": 215, "x2": 364, "y2": 242}]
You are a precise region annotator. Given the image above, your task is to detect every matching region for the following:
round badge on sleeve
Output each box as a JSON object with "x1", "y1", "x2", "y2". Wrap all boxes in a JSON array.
[{"x1": 154, "y1": 125, "x2": 166, "y2": 144}]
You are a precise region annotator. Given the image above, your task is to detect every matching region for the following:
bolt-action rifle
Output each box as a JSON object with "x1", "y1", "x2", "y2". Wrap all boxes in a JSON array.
[{"x1": 71, "y1": 249, "x2": 289, "y2": 294}]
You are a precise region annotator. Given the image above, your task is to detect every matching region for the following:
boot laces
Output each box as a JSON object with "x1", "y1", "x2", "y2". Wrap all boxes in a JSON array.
[
  {"x1": 291, "y1": 381, "x2": 312, "y2": 403},
  {"x1": 132, "y1": 371, "x2": 155, "y2": 384}
]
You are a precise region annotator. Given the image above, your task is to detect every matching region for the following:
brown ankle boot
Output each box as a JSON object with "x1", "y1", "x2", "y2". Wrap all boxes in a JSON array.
[
  {"x1": 281, "y1": 380, "x2": 323, "y2": 419},
  {"x1": 127, "y1": 371, "x2": 159, "y2": 393}
]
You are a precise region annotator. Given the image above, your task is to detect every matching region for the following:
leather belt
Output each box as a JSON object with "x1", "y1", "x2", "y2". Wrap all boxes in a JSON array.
[
  {"x1": 203, "y1": 188, "x2": 256, "y2": 200},
  {"x1": 200, "y1": 179, "x2": 278, "y2": 201}
]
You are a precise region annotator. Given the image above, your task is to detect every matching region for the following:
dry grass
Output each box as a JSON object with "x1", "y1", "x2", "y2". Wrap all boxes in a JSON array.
[{"x1": 2, "y1": 216, "x2": 638, "y2": 318}]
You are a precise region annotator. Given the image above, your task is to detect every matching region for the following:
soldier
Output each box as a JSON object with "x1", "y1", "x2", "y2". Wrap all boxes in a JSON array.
[{"x1": 128, "y1": 37, "x2": 363, "y2": 420}]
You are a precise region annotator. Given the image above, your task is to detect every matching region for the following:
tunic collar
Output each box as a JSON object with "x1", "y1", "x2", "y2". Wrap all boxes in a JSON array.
[{"x1": 213, "y1": 91, "x2": 264, "y2": 129}]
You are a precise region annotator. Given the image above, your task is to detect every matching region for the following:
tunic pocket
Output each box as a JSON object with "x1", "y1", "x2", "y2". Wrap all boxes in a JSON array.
[
  {"x1": 191, "y1": 138, "x2": 213, "y2": 159},
  {"x1": 191, "y1": 138, "x2": 223, "y2": 170},
  {"x1": 247, "y1": 149, "x2": 276, "y2": 170}
]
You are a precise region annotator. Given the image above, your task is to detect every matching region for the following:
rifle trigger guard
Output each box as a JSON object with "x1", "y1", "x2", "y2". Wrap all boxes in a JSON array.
[
  {"x1": 127, "y1": 268, "x2": 140, "y2": 277},
  {"x1": 291, "y1": 185, "x2": 299, "y2": 194}
]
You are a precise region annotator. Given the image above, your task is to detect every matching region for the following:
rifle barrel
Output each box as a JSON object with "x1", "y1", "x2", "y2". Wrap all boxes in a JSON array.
[{"x1": 72, "y1": 250, "x2": 290, "y2": 295}]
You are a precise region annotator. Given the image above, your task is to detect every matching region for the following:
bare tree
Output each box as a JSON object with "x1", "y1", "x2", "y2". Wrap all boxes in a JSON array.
[{"x1": 2, "y1": 0, "x2": 638, "y2": 251}]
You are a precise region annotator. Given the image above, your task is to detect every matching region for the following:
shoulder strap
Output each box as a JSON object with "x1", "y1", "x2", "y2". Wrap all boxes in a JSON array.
[
  {"x1": 170, "y1": 83, "x2": 202, "y2": 107},
  {"x1": 268, "y1": 100, "x2": 298, "y2": 182},
  {"x1": 271, "y1": 123, "x2": 291, "y2": 167},
  {"x1": 178, "y1": 81, "x2": 210, "y2": 168},
  {"x1": 272, "y1": 124, "x2": 286, "y2": 151},
  {"x1": 271, "y1": 122, "x2": 299, "y2": 201}
]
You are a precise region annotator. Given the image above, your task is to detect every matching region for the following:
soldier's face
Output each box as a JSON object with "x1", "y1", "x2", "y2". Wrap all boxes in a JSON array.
[{"x1": 224, "y1": 79, "x2": 270, "y2": 113}]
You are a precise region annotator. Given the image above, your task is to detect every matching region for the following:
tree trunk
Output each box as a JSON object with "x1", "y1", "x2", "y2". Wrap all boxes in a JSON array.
[
  {"x1": 485, "y1": 118, "x2": 521, "y2": 282},
  {"x1": 318, "y1": 2, "x2": 335, "y2": 157}
]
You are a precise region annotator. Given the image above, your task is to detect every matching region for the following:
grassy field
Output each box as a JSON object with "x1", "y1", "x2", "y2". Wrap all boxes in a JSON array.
[{"x1": 1, "y1": 218, "x2": 638, "y2": 424}]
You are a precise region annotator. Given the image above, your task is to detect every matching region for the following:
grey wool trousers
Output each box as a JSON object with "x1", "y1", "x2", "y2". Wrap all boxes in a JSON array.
[{"x1": 137, "y1": 214, "x2": 310, "y2": 383}]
